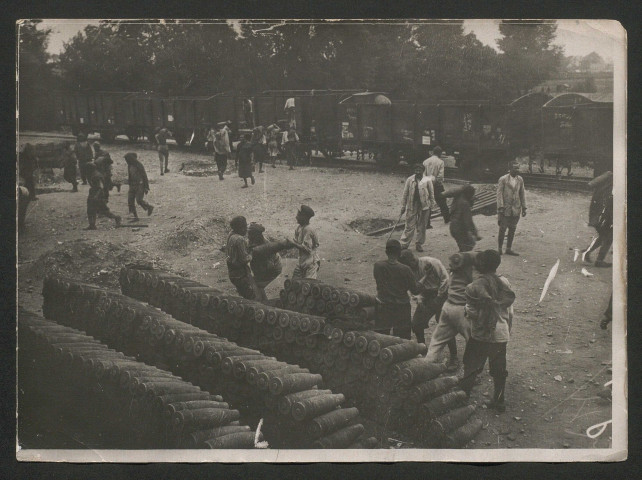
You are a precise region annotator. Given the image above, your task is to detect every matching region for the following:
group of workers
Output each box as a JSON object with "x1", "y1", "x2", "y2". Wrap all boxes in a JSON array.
[
  {"x1": 206, "y1": 121, "x2": 303, "y2": 187},
  {"x1": 225, "y1": 205, "x2": 319, "y2": 301},
  {"x1": 399, "y1": 146, "x2": 527, "y2": 256}
]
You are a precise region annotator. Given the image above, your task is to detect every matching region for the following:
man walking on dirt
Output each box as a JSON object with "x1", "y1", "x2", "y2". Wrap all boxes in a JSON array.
[
  {"x1": 423, "y1": 146, "x2": 451, "y2": 223},
  {"x1": 497, "y1": 162, "x2": 527, "y2": 255},
  {"x1": 400, "y1": 164, "x2": 434, "y2": 252},
  {"x1": 155, "y1": 127, "x2": 172, "y2": 175},
  {"x1": 84, "y1": 162, "x2": 121, "y2": 230},
  {"x1": 373, "y1": 239, "x2": 423, "y2": 340},
  {"x1": 124, "y1": 152, "x2": 154, "y2": 221},
  {"x1": 74, "y1": 133, "x2": 93, "y2": 185},
  {"x1": 214, "y1": 121, "x2": 231, "y2": 180}
]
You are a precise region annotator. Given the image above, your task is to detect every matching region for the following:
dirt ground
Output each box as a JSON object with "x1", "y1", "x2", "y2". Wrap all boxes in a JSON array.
[{"x1": 17, "y1": 134, "x2": 613, "y2": 449}]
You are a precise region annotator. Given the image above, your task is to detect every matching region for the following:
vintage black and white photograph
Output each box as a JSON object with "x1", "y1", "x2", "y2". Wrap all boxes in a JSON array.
[{"x1": 16, "y1": 19, "x2": 626, "y2": 462}]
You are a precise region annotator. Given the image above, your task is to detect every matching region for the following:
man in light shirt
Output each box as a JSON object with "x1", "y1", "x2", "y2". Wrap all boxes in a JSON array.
[
  {"x1": 400, "y1": 164, "x2": 435, "y2": 252},
  {"x1": 423, "y1": 146, "x2": 451, "y2": 223},
  {"x1": 497, "y1": 162, "x2": 527, "y2": 255}
]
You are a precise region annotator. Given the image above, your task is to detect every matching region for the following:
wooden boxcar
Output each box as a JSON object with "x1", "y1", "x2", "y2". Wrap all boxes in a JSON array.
[{"x1": 541, "y1": 93, "x2": 613, "y2": 176}]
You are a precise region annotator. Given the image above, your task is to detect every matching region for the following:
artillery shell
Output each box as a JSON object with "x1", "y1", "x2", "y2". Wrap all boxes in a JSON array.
[
  {"x1": 313, "y1": 423, "x2": 365, "y2": 449},
  {"x1": 291, "y1": 393, "x2": 345, "y2": 422},
  {"x1": 204, "y1": 431, "x2": 259, "y2": 449}
]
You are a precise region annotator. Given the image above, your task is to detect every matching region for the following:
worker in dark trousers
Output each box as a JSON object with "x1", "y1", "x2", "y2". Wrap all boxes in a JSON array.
[
  {"x1": 74, "y1": 133, "x2": 93, "y2": 185},
  {"x1": 247, "y1": 222, "x2": 296, "y2": 301},
  {"x1": 226, "y1": 216, "x2": 259, "y2": 300},
  {"x1": 459, "y1": 250, "x2": 516, "y2": 413},
  {"x1": 94, "y1": 151, "x2": 120, "y2": 202},
  {"x1": 448, "y1": 184, "x2": 480, "y2": 252},
  {"x1": 373, "y1": 239, "x2": 423, "y2": 340},
  {"x1": 124, "y1": 152, "x2": 154, "y2": 221},
  {"x1": 583, "y1": 190, "x2": 613, "y2": 268},
  {"x1": 423, "y1": 146, "x2": 450, "y2": 223},
  {"x1": 62, "y1": 142, "x2": 79, "y2": 192},
  {"x1": 497, "y1": 163, "x2": 527, "y2": 255},
  {"x1": 398, "y1": 250, "x2": 457, "y2": 367},
  {"x1": 85, "y1": 162, "x2": 121, "y2": 230},
  {"x1": 19, "y1": 143, "x2": 39, "y2": 201}
]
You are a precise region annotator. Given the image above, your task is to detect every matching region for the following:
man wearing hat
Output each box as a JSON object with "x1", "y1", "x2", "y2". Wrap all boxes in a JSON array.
[
  {"x1": 400, "y1": 163, "x2": 435, "y2": 252},
  {"x1": 291, "y1": 205, "x2": 321, "y2": 279},
  {"x1": 74, "y1": 133, "x2": 94, "y2": 185},
  {"x1": 155, "y1": 127, "x2": 172, "y2": 175},
  {"x1": 497, "y1": 162, "x2": 527, "y2": 255},
  {"x1": 213, "y1": 121, "x2": 232, "y2": 180},
  {"x1": 248, "y1": 222, "x2": 295, "y2": 301},
  {"x1": 373, "y1": 239, "x2": 423, "y2": 339},
  {"x1": 124, "y1": 152, "x2": 154, "y2": 220}
]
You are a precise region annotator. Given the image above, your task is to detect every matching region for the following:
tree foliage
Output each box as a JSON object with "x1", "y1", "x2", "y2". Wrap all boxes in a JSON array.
[
  {"x1": 51, "y1": 20, "x2": 562, "y2": 104},
  {"x1": 497, "y1": 20, "x2": 564, "y2": 98},
  {"x1": 18, "y1": 20, "x2": 57, "y2": 129}
]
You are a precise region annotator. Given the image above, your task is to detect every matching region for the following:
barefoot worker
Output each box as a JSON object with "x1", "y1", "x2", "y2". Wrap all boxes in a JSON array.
[
  {"x1": 226, "y1": 216, "x2": 259, "y2": 300},
  {"x1": 124, "y1": 152, "x2": 154, "y2": 221}
]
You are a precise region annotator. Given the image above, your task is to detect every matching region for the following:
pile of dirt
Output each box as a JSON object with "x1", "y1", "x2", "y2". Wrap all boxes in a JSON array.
[
  {"x1": 179, "y1": 160, "x2": 220, "y2": 177},
  {"x1": 348, "y1": 217, "x2": 395, "y2": 235},
  {"x1": 25, "y1": 239, "x2": 173, "y2": 289},
  {"x1": 161, "y1": 217, "x2": 228, "y2": 253}
]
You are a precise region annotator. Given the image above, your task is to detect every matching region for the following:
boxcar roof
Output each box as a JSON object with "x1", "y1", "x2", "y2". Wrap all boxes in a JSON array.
[{"x1": 543, "y1": 92, "x2": 613, "y2": 107}]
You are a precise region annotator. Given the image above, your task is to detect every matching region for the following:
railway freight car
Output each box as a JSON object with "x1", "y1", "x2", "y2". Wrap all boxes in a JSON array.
[
  {"x1": 54, "y1": 91, "x2": 135, "y2": 141},
  {"x1": 541, "y1": 93, "x2": 613, "y2": 177}
]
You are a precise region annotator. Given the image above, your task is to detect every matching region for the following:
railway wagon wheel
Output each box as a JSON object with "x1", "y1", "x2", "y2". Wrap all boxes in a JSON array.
[
  {"x1": 100, "y1": 130, "x2": 117, "y2": 143},
  {"x1": 374, "y1": 148, "x2": 400, "y2": 168}
]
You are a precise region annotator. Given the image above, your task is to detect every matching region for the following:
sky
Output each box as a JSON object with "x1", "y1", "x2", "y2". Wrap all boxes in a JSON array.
[{"x1": 36, "y1": 19, "x2": 623, "y2": 62}]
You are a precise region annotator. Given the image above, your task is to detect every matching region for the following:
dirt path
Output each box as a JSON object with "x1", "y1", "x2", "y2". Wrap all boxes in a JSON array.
[{"x1": 18, "y1": 138, "x2": 613, "y2": 449}]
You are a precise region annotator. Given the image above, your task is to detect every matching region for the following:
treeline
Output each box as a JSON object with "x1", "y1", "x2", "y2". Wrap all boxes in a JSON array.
[{"x1": 19, "y1": 20, "x2": 564, "y2": 129}]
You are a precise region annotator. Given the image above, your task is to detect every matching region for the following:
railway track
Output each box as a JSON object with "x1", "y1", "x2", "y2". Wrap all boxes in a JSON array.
[{"x1": 20, "y1": 132, "x2": 591, "y2": 192}]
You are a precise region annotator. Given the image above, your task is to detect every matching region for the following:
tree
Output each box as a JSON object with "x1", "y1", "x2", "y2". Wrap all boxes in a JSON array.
[
  {"x1": 497, "y1": 20, "x2": 564, "y2": 98},
  {"x1": 18, "y1": 20, "x2": 57, "y2": 129}
]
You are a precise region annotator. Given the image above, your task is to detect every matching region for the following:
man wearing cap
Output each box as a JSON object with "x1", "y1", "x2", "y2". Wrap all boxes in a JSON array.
[
  {"x1": 398, "y1": 250, "x2": 453, "y2": 354},
  {"x1": 373, "y1": 240, "x2": 423, "y2": 339},
  {"x1": 124, "y1": 152, "x2": 154, "y2": 220},
  {"x1": 226, "y1": 216, "x2": 258, "y2": 299},
  {"x1": 459, "y1": 249, "x2": 515, "y2": 413},
  {"x1": 400, "y1": 164, "x2": 435, "y2": 252},
  {"x1": 155, "y1": 127, "x2": 172, "y2": 175},
  {"x1": 497, "y1": 163, "x2": 527, "y2": 255},
  {"x1": 425, "y1": 251, "x2": 478, "y2": 366},
  {"x1": 291, "y1": 205, "x2": 321, "y2": 279},
  {"x1": 423, "y1": 146, "x2": 451, "y2": 223},
  {"x1": 74, "y1": 133, "x2": 94, "y2": 185},
  {"x1": 248, "y1": 222, "x2": 295, "y2": 301}
]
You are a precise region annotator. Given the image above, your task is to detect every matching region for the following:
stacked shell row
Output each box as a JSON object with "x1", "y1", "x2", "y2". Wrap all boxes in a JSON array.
[
  {"x1": 42, "y1": 275, "x2": 374, "y2": 449},
  {"x1": 119, "y1": 268, "x2": 481, "y2": 447},
  {"x1": 19, "y1": 308, "x2": 255, "y2": 448}
]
